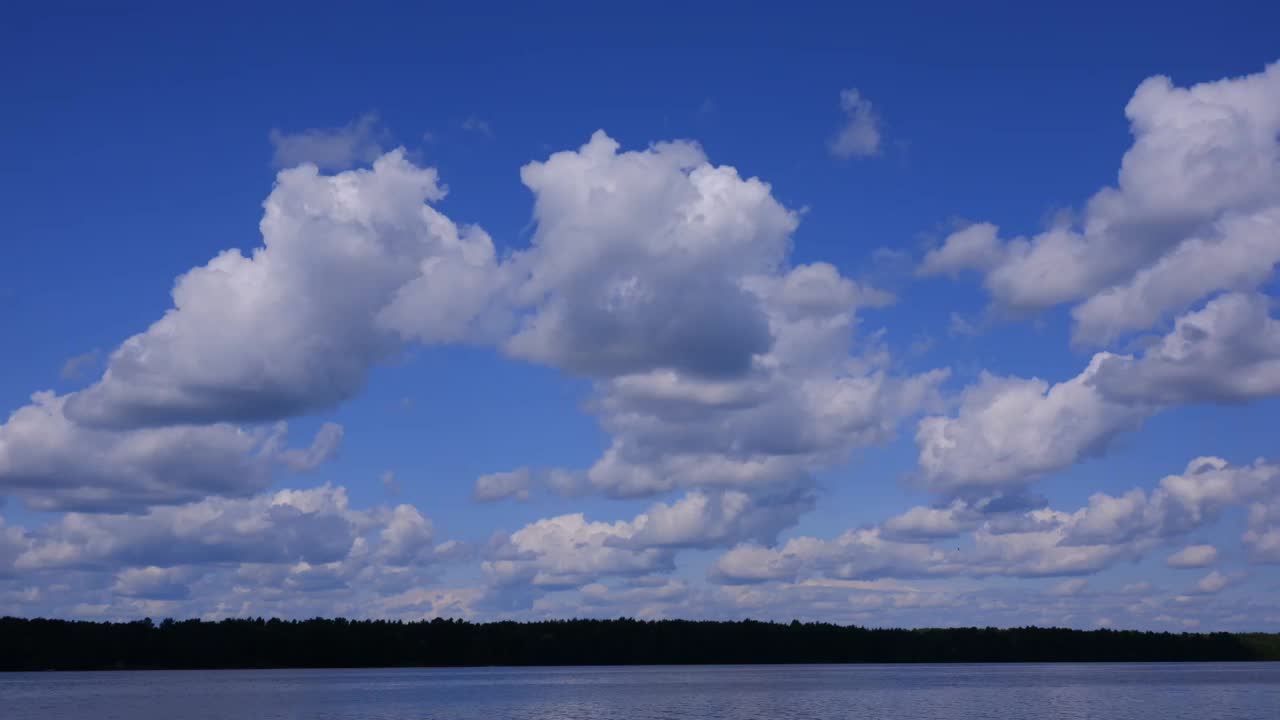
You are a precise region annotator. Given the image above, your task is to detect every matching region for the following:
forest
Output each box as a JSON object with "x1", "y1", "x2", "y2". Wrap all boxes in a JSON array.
[{"x1": 3, "y1": 617, "x2": 1279, "y2": 670}]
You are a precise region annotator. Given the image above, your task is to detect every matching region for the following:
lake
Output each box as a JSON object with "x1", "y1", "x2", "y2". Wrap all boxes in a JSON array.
[{"x1": 2, "y1": 663, "x2": 1277, "y2": 719}]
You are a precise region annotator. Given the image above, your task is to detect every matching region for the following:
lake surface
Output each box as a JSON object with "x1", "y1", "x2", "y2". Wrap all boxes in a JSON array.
[{"x1": 2, "y1": 663, "x2": 1277, "y2": 719}]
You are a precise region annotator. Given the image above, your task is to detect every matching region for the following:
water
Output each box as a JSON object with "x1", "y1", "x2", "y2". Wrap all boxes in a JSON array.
[{"x1": 2, "y1": 663, "x2": 1277, "y2": 719}]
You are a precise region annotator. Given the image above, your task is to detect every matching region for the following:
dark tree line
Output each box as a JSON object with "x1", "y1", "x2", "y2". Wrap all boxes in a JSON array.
[{"x1": 2, "y1": 616, "x2": 1278, "y2": 670}]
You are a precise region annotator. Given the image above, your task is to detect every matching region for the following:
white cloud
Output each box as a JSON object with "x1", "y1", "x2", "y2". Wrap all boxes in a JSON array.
[
  {"x1": 275, "y1": 422, "x2": 344, "y2": 471},
  {"x1": 489, "y1": 134, "x2": 944, "y2": 500},
  {"x1": 485, "y1": 489, "x2": 810, "y2": 599},
  {"x1": 914, "y1": 355, "x2": 1150, "y2": 493},
  {"x1": 1244, "y1": 500, "x2": 1280, "y2": 563},
  {"x1": 712, "y1": 455, "x2": 1280, "y2": 587},
  {"x1": 917, "y1": 62, "x2": 1280, "y2": 344},
  {"x1": 1047, "y1": 578, "x2": 1088, "y2": 596},
  {"x1": 881, "y1": 500, "x2": 979, "y2": 542},
  {"x1": 1193, "y1": 570, "x2": 1231, "y2": 594},
  {"x1": 59, "y1": 349, "x2": 100, "y2": 381},
  {"x1": 918, "y1": 223, "x2": 1003, "y2": 277},
  {"x1": 919, "y1": 292, "x2": 1280, "y2": 494},
  {"x1": 63, "y1": 149, "x2": 502, "y2": 430},
  {"x1": 829, "y1": 88, "x2": 882, "y2": 158},
  {"x1": 1166, "y1": 544, "x2": 1219, "y2": 569},
  {"x1": 473, "y1": 467, "x2": 534, "y2": 502},
  {"x1": 111, "y1": 566, "x2": 198, "y2": 600},
  {"x1": 506, "y1": 131, "x2": 796, "y2": 379},
  {"x1": 0, "y1": 391, "x2": 326, "y2": 512},
  {"x1": 269, "y1": 113, "x2": 387, "y2": 171},
  {"x1": 1071, "y1": 209, "x2": 1280, "y2": 345},
  {"x1": 1091, "y1": 293, "x2": 1280, "y2": 404}
]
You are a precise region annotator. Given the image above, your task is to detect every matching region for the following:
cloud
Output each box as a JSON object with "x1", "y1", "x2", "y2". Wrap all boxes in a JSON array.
[
  {"x1": 13, "y1": 483, "x2": 453, "y2": 581},
  {"x1": 829, "y1": 89, "x2": 882, "y2": 158},
  {"x1": 1047, "y1": 578, "x2": 1088, "y2": 596},
  {"x1": 111, "y1": 566, "x2": 197, "y2": 600},
  {"x1": 0, "y1": 391, "x2": 329, "y2": 512},
  {"x1": 380, "y1": 471, "x2": 401, "y2": 496},
  {"x1": 473, "y1": 467, "x2": 534, "y2": 502},
  {"x1": 485, "y1": 489, "x2": 812, "y2": 601},
  {"x1": 918, "y1": 292, "x2": 1280, "y2": 494},
  {"x1": 275, "y1": 422, "x2": 344, "y2": 471},
  {"x1": 1091, "y1": 293, "x2": 1280, "y2": 404},
  {"x1": 492, "y1": 133, "x2": 943, "y2": 502},
  {"x1": 1244, "y1": 499, "x2": 1280, "y2": 563},
  {"x1": 59, "y1": 349, "x2": 100, "y2": 380},
  {"x1": 269, "y1": 113, "x2": 387, "y2": 171},
  {"x1": 918, "y1": 223, "x2": 1003, "y2": 277},
  {"x1": 506, "y1": 131, "x2": 795, "y2": 379},
  {"x1": 916, "y1": 62, "x2": 1280, "y2": 344},
  {"x1": 914, "y1": 355, "x2": 1150, "y2": 494},
  {"x1": 881, "y1": 500, "x2": 979, "y2": 542},
  {"x1": 1192, "y1": 570, "x2": 1231, "y2": 594},
  {"x1": 712, "y1": 455, "x2": 1280, "y2": 587},
  {"x1": 461, "y1": 117, "x2": 493, "y2": 136},
  {"x1": 1071, "y1": 209, "x2": 1280, "y2": 345},
  {"x1": 1166, "y1": 544, "x2": 1219, "y2": 569},
  {"x1": 63, "y1": 149, "x2": 502, "y2": 430}
]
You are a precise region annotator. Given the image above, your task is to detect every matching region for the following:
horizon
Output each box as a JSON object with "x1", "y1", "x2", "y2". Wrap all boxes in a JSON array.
[{"x1": 3, "y1": 2, "x2": 1280, "y2": 634}]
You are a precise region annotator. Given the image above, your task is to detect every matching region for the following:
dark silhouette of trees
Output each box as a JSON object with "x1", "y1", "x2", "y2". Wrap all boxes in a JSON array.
[{"x1": 1, "y1": 616, "x2": 1277, "y2": 670}]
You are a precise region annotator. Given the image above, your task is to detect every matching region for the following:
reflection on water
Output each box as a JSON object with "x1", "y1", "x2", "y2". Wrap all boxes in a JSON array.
[{"x1": 3, "y1": 662, "x2": 1278, "y2": 720}]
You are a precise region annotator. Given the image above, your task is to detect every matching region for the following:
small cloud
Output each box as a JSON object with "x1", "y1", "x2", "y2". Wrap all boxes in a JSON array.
[
  {"x1": 60, "y1": 349, "x2": 101, "y2": 380},
  {"x1": 829, "y1": 88, "x2": 882, "y2": 159},
  {"x1": 462, "y1": 116, "x2": 493, "y2": 136},
  {"x1": 1192, "y1": 570, "x2": 1231, "y2": 595},
  {"x1": 380, "y1": 470, "x2": 401, "y2": 496},
  {"x1": 399, "y1": 396, "x2": 415, "y2": 411},
  {"x1": 473, "y1": 467, "x2": 533, "y2": 502},
  {"x1": 421, "y1": 130, "x2": 437, "y2": 143},
  {"x1": 697, "y1": 98, "x2": 717, "y2": 116},
  {"x1": 949, "y1": 312, "x2": 982, "y2": 337},
  {"x1": 1166, "y1": 544, "x2": 1219, "y2": 569},
  {"x1": 268, "y1": 112, "x2": 386, "y2": 171},
  {"x1": 277, "y1": 423, "x2": 344, "y2": 471},
  {"x1": 1047, "y1": 578, "x2": 1087, "y2": 596},
  {"x1": 1121, "y1": 581, "x2": 1152, "y2": 594},
  {"x1": 908, "y1": 334, "x2": 935, "y2": 357}
]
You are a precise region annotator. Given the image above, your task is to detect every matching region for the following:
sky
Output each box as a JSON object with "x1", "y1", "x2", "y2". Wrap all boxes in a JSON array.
[{"x1": 2, "y1": 1, "x2": 1280, "y2": 630}]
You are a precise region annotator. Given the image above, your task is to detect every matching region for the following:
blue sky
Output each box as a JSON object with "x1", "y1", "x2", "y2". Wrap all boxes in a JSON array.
[{"x1": 3, "y1": 1, "x2": 1280, "y2": 628}]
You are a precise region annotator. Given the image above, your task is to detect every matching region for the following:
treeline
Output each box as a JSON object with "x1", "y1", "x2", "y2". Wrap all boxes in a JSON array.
[{"x1": 3, "y1": 616, "x2": 1279, "y2": 670}]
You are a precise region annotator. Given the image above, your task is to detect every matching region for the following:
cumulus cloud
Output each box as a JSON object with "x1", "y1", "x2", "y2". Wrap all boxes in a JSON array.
[
  {"x1": 484, "y1": 488, "x2": 813, "y2": 604},
  {"x1": 1091, "y1": 293, "x2": 1280, "y2": 404},
  {"x1": 506, "y1": 131, "x2": 796, "y2": 379},
  {"x1": 918, "y1": 292, "x2": 1280, "y2": 494},
  {"x1": 917, "y1": 62, "x2": 1280, "y2": 345},
  {"x1": 1193, "y1": 570, "x2": 1231, "y2": 594},
  {"x1": 1167, "y1": 544, "x2": 1219, "y2": 569},
  {"x1": 829, "y1": 89, "x2": 882, "y2": 158},
  {"x1": 275, "y1": 422, "x2": 344, "y2": 471},
  {"x1": 111, "y1": 566, "x2": 198, "y2": 600},
  {"x1": 914, "y1": 355, "x2": 1150, "y2": 494},
  {"x1": 1244, "y1": 500, "x2": 1280, "y2": 563},
  {"x1": 482, "y1": 133, "x2": 944, "y2": 502},
  {"x1": 6, "y1": 131, "x2": 947, "y2": 521},
  {"x1": 0, "y1": 392, "x2": 330, "y2": 512},
  {"x1": 269, "y1": 113, "x2": 387, "y2": 171},
  {"x1": 64, "y1": 150, "x2": 503, "y2": 430},
  {"x1": 712, "y1": 455, "x2": 1280, "y2": 587},
  {"x1": 15, "y1": 484, "x2": 375, "y2": 570},
  {"x1": 473, "y1": 467, "x2": 534, "y2": 502}
]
